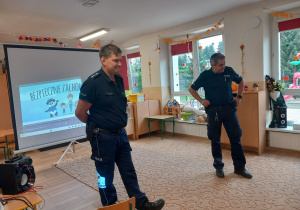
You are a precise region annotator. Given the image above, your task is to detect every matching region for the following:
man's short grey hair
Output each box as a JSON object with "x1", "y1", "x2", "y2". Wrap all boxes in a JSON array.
[
  {"x1": 99, "y1": 44, "x2": 122, "y2": 59},
  {"x1": 210, "y1": 53, "x2": 225, "y2": 66}
]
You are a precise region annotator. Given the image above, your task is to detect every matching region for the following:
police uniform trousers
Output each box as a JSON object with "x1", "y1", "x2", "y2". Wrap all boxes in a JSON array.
[
  {"x1": 91, "y1": 129, "x2": 148, "y2": 208},
  {"x1": 206, "y1": 108, "x2": 246, "y2": 170}
]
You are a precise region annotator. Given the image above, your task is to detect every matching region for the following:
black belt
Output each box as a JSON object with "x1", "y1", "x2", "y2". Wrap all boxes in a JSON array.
[
  {"x1": 206, "y1": 104, "x2": 233, "y2": 112},
  {"x1": 93, "y1": 127, "x2": 123, "y2": 135}
]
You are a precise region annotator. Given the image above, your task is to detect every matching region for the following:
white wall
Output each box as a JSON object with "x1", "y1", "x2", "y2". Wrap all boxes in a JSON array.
[
  {"x1": 139, "y1": 36, "x2": 161, "y2": 88},
  {"x1": 119, "y1": 0, "x2": 300, "y2": 85},
  {"x1": 119, "y1": 0, "x2": 300, "y2": 149}
]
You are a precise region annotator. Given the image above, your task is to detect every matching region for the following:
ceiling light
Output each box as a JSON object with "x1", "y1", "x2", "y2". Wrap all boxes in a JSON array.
[
  {"x1": 79, "y1": 28, "x2": 110, "y2": 41},
  {"x1": 82, "y1": 0, "x2": 99, "y2": 7}
]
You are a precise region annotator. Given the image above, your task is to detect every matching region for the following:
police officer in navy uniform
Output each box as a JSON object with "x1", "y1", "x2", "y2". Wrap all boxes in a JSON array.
[
  {"x1": 189, "y1": 53, "x2": 252, "y2": 179},
  {"x1": 75, "y1": 44, "x2": 165, "y2": 210}
]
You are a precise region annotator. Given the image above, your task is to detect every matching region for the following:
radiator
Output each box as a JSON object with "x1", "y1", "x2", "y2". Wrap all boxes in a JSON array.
[
  {"x1": 268, "y1": 131, "x2": 300, "y2": 151},
  {"x1": 165, "y1": 121, "x2": 208, "y2": 138}
]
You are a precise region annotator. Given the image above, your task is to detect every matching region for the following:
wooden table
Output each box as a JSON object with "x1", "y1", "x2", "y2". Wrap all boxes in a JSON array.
[
  {"x1": 146, "y1": 115, "x2": 176, "y2": 139},
  {"x1": 0, "y1": 129, "x2": 14, "y2": 159},
  {"x1": 0, "y1": 190, "x2": 42, "y2": 210}
]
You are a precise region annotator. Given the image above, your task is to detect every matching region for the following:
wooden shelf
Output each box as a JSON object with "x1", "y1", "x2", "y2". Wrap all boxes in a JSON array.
[
  {"x1": 221, "y1": 91, "x2": 267, "y2": 155},
  {"x1": 133, "y1": 100, "x2": 161, "y2": 139}
]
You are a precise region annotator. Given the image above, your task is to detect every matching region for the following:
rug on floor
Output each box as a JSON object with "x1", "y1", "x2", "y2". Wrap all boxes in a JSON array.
[{"x1": 56, "y1": 136, "x2": 300, "y2": 210}]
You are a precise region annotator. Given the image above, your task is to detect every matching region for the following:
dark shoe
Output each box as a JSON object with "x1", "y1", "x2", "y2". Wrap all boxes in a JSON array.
[
  {"x1": 234, "y1": 169, "x2": 253, "y2": 179},
  {"x1": 139, "y1": 199, "x2": 165, "y2": 210},
  {"x1": 216, "y1": 169, "x2": 224, "y2": 178}
]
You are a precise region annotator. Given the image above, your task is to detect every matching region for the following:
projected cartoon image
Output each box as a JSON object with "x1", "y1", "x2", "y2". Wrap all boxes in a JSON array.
[
  {"x1": 67, "y1": 93, "x2": 74, "y2": 114},
  {"x1": 61, "y1": 102, "x2": 67, "y2": 115},
  {"x1": 45, "y1": 98, "x2": 59, "y2": 117},
  {"x1": 19, "y1": 77, "x2": 85, "y2": 138}
]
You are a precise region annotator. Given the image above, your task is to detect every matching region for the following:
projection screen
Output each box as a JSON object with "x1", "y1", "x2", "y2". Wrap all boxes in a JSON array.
[{"x1": 4, "y1": 44, "x2": 101, "y2": 153}]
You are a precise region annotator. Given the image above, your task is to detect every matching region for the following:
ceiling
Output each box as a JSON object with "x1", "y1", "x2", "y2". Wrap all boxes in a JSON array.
[{"x1": 0, "y1": 0, "x2": 269, "y2": 46}]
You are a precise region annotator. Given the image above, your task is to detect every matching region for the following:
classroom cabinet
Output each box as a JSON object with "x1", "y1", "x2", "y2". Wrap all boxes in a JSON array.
[
  {"x1": 133, "y1": 100, "x2": 161, "y2": 139},
  {"x1": 221, "y1": 91, "x2": 267, "y2": 155}
]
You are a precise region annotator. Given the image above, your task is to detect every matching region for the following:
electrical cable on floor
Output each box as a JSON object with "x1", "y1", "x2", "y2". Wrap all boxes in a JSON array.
[{"x1": 1, "y1": 197, "x2": 34, "y2": 210}]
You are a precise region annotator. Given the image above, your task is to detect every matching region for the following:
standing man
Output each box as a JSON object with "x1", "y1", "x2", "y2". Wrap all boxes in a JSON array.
[
  {"x1": 189, "y1": 53, "x2": 252, "y2": 179},
  {"x1": 75, "y1": 44, "x2": 165, "y2": 209}
]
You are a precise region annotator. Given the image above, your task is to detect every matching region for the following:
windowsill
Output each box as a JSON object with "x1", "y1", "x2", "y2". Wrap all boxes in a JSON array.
[
  {"x1": 173, "y1": 120, "x2": 300, "y2": 133},
  {"x1": 266, "y1": 126, "x2": 300, "y2": 134}
]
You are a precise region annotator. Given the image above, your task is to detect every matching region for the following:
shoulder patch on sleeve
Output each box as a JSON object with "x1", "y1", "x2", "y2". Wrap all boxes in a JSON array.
[{"x1": 90, "y1": 72, "x2": 101, "y2": 80}]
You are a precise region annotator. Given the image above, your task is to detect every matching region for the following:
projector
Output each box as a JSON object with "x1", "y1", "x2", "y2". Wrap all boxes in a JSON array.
[{"x1": 0, "y1": 156, "x2": 35, "y2": 195}]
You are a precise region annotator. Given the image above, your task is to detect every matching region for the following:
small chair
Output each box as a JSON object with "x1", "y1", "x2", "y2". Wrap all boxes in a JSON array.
[
  {"x1": 97, "y1": 197, "x2": 135, "y2": 210},
  {"x1": 0, "y1": 129, "x2": 15, "y2": 159},
  {"x1": 0, "y1": 140, "x2": 7, "y2": 159},
  {"x1": 5, "y1": 134, "x2": 15, "y2": 159}
]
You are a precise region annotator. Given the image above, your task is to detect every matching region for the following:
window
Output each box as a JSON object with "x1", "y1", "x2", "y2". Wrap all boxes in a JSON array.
[
  {"x1": 273, "y1": 17, "x2": 300, "y2": 125},
  {"x1": 172, "y1": 52, "x2": 194, "y2": 93},
  {"x1": 197, "y1": 35, "x2": 224, "y2": 73},
  {"x1": 170, "y1": 42, "x2": 195, "y2": 107},
  {"x1": 170, "y1": 34, "x2": 224, "y2": 108},
  {"x1": 127, "y1": 52, "x2": 143, "y2": 94}
]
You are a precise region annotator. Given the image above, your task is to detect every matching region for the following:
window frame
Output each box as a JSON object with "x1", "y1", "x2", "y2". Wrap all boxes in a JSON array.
[
  {"x1": 169, "y1": 32, "x2": 224, "y2": 108},
  {"x1": 271, "y1": 15, "x2": 300, "y2": 97},
  {"x1": 126, "y1": 52, "x2": 142, "y2": 94}
]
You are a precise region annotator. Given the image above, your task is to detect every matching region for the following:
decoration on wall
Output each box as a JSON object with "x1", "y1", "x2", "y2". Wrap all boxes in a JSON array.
[
  {"x1": 77, "y1": 43, "x2": 82, "y2": 48},
  {"x1": 1, "y1": 32, "x2": 118, "y2": 49},
  {"x1": 264, "y1": 8, "x2": 300, "y2": 19},
  {"x1": 270, "y1": 11, "x2": 298, "y2": 19},
  {"x1": 240, "y1": 43, "x2": 245, "y2": 77},
  {"x1": 282, "y1": 76, "x2": 289, "y2": 82},
  {"x1": 148, "y1": 60, "x2": 152, "y2": 84},
  {"x1": 18, "y1": 35, "x2": 57, "y2": 43},
  {"x1": 162, "y1": 18, "x2": 224, "y2": 44},
  {"x1": 91, "y1": 40, "x2": 101, "y2": 49},
  {"x1": 187, "y1": 34, "x2": 190, "y2": 53},
  {"x1": 198, "y1": 46, "x2": 203, "y2": 50}
]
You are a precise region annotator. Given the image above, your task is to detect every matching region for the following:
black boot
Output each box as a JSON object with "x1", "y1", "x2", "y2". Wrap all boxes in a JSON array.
[{"x1": 138, "y1": 199, "x2": 165, "y2": 210}]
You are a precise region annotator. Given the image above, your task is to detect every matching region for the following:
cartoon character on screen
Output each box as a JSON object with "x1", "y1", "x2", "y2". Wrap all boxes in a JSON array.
[
  {"x1": 75, "y1": 100, "x2": 78, "y2": 107},
  {"x1": 45, "y1": 98, "x2": 59, "y2": 117},
  {"x1": 67, "y1": 93, "x2": 74, "y2": 114},
  {"x1": 61, "y1": 102, "x2": 66, "y2": 115}
]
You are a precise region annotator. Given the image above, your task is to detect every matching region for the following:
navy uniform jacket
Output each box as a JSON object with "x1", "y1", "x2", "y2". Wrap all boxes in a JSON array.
[
  {"x1": 79, "y1": 68, "x2": 127, "y2": 130},
  {"x1": 191, "y1": 66, "x2": 242, "y2": 107}
]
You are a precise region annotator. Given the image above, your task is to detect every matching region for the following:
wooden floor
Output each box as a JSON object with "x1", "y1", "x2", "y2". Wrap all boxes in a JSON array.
[{"x1": 0, "y1": 143, "x2": 102, "y2": 210}]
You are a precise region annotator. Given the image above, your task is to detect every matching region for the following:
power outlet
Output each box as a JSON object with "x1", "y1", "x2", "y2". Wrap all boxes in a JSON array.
[{"x1": 150, "y1": 91, "x2": 153, "y2": 95}]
